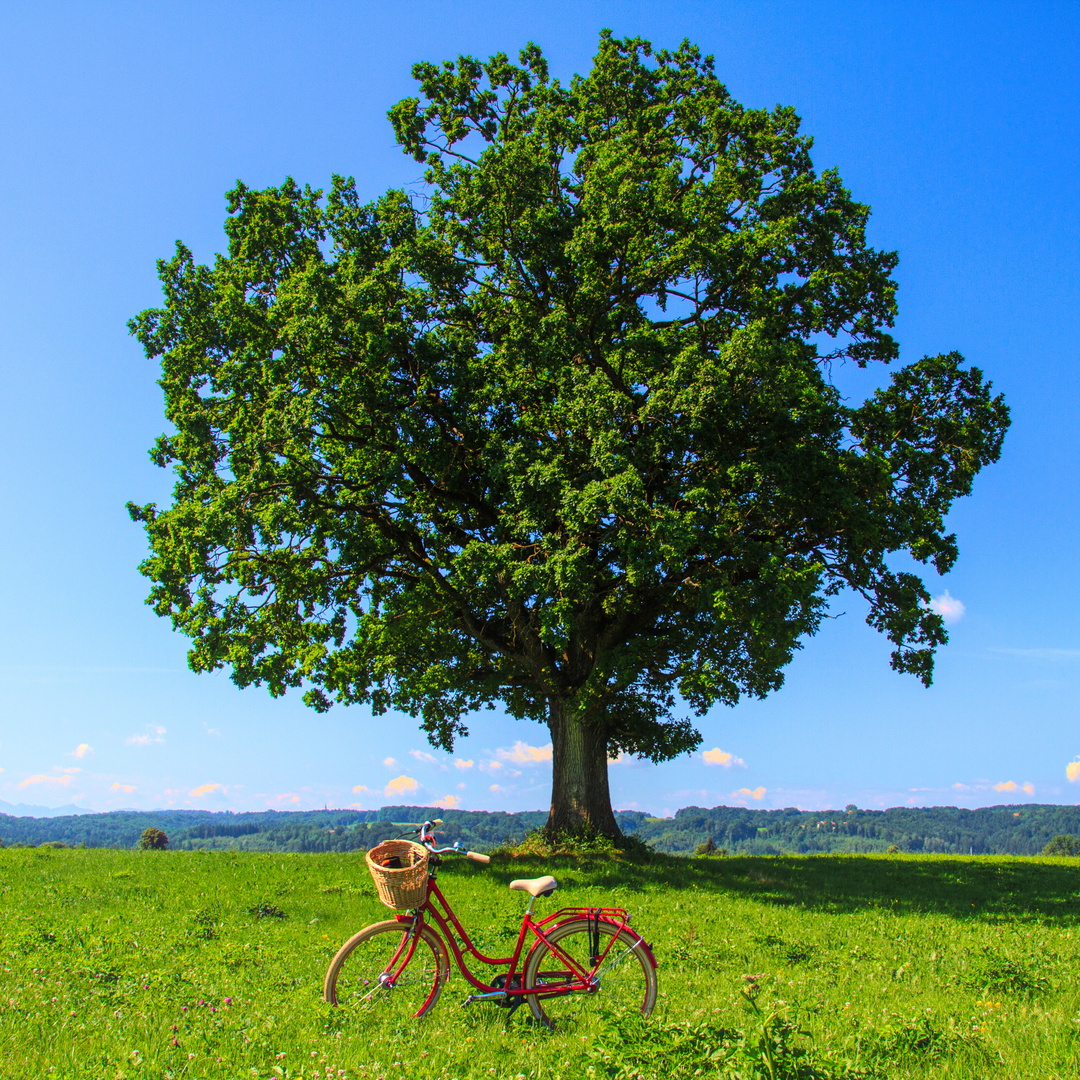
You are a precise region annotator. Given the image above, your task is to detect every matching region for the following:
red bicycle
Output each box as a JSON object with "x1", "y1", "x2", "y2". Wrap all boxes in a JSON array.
[{"x1": 323, "y1": 820, "x2": 658, "y2": 1028}]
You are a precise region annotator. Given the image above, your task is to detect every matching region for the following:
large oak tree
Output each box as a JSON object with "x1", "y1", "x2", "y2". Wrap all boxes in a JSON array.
[{"x1": 129, "y1": 34, "x2": 1009, "y2": 838}]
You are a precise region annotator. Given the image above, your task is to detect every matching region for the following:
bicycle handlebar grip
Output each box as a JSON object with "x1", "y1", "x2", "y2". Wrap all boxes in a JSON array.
[{"x1": 466, "y1": 851, "x2": 491, "y2": 865}]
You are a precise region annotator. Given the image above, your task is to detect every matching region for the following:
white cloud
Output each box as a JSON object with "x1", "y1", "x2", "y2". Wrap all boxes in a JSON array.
[
  {"x1": 1067, "y1": 760, "x2": 1080, "y2": 783},
  {"x1": 189, "y1": 783, "x2": 222, "y2": 798},
  {"x1": 731, "y1": 786, "x2": 766, "y2": 801},
  {"x1": 383, "y1": 757, "x2": 397, "y2": 768},
  {"x1": 18, "y1": 774, "x2": 72, "y2": 789},
  {"x1": 273, "y1": 793, "x2": 300, "y2": 804},
  {"x1": 204, "y1": 724, "x2": 221, "y2": 737},
  {"x1": 928, "y1": 590, "x2": 965, "y2": 624},
  {"x1": 702, "y1": 748, "x2": 746, "y2": 768},
  {"x1": 489, "y1": 784, "x2": 502, "y2": 792},
  {"x1": 433, "y1": 795, "x2": 461, "y2": 809},
  {"x1": 55, "y1": 766, "x2": 80, "y2": 775},
  {"x1": 352, "y1": 784, "x2": 370, "y2": 794},
  {"x1": 497, "y1": 741, "x2": 553, "y2": 765},
  {"x1": 993, "y1": 780, "x2": 1018, "y2": 793},
  {"x1": 72, "y1": 743, "x2": 93, "y2": 758},
  {"x1": 110, "y1": 782, "x2": 136, "y2": 794},
  {"x1": 454, "y1": 758, "x2": 474, "y2": 770},
  {"x1": 409, "y1": 749, "x2": 437, "y2": 764},
  {"x1": 385, "y1": 775, "x2": 419, "y2": 797},
  {"x1": 1022, "y1": 782, "x2": 1035, "y2": 795},
  {"x1": 484, "y1": 760, "x2": 503, "y2": 771},
  {"x1": 126, "y1": 725, "x2": 166, "y2": 747}
]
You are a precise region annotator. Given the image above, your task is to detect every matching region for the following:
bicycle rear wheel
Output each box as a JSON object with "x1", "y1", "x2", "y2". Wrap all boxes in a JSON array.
[
  {"x1": 323, "y1": 919, "x2": 449, "y2": 1020},
  {"x1": 523, "y1": 917, "x2": 657, "y2": 1029}
]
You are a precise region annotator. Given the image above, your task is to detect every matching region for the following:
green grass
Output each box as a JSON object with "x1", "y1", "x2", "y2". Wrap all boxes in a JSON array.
[{"x1": 3, "y1": 847, "x2": 1080, "y2": 1078}]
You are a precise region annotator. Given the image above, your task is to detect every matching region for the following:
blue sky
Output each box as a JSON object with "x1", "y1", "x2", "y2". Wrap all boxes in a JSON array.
[{"x1": 0, "y1": 1, "x2": 1076, "y2": 818}]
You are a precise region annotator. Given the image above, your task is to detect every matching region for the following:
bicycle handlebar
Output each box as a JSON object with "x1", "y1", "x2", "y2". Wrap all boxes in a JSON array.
[{"x1": 399, "y1": 820, "x2": 491, "y2": 865}]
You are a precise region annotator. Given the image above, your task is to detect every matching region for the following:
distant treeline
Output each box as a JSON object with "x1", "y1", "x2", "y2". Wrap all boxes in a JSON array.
[
  {"x1": 0, "y1": 806, "x2": 556, "y2": 854},
  {"x1": 1, "y1": 803, "x2": 1079, "y2": 856},
  {"x1": 635, "y1": 804, "x2": 1080, "y2": 856}
]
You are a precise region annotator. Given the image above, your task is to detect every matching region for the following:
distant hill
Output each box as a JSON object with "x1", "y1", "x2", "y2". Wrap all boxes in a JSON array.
[
  {"x1": 0, "y1": 800, "x2": 89, "y2": 817},
  {"x1": 1, "y1": 802, "x2": 1078, "y2": 856},
  {"x1": 633, "y1": 803, "x2": 1080, "y2": 856}
]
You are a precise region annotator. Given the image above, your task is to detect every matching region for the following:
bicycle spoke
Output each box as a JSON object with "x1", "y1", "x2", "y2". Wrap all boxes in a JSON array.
[
  {"x1": 324, "y1": 921, "x2": 446, "y2": 1020},
  {"x1": 524, "y1": 919, "x2": 656, "y2": 1030},
  {"x1": 594, "y1": 937, "x2": 643, "y2": 982}
]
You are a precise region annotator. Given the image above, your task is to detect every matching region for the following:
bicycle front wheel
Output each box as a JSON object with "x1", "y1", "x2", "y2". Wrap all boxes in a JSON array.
[
  {"x1": 523, "y1": 917, "x2": 657, "y2": 1029},
  {"x1": 323, "y1": 920, "x2": 449, "y2": 1020}
]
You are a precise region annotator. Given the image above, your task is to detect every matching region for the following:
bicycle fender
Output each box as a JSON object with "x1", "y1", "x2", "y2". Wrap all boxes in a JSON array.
[
  {"x1": 635, "y1": 936, "x2": 658, "y2": 970},
  {"x1": 528, "y1": 917, "x2": 658, "y2": 971}
]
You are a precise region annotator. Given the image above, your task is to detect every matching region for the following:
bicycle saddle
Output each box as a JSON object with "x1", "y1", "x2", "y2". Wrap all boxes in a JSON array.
[{"x1": 508, "y1": 875, "x2": 558, "y2": 897}]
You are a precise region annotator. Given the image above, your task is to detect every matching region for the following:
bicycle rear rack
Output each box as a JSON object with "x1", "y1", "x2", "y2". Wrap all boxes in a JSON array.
[{"x1": 537, "y1": 906, "x2": 631, "y2": 928}]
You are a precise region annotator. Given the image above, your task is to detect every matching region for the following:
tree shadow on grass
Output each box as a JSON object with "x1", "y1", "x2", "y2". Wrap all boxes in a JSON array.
[{"x1": 479, "y1": 853, "x2": 1080, "y2": 924}]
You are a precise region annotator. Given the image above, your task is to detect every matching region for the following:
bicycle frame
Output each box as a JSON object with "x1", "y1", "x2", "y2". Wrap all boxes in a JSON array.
[{"x1": 388, "y1": 862, "x2": 652, "y2": 1003}]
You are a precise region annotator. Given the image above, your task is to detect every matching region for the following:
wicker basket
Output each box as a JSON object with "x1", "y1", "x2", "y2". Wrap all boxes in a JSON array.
[{"x1": 365, "y1": 840, "x2": 429, "y2": 909}]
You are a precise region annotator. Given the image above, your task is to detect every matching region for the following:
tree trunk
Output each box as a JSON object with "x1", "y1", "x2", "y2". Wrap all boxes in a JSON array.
[{"x1": 543, "y1": 696, "x2": 621, "y2": 840}]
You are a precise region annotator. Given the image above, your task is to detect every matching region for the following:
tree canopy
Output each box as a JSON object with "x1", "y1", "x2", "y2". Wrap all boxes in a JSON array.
[
  {"x1": 128, "y1": 33, "x2": 1009, "y2": 836},
  {"x1": 138, "y1": 827, "x2": 169, "y2": 851}
]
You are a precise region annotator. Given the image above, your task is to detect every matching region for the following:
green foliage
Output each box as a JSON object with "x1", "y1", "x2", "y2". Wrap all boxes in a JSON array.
[
  {"x1": 633, "y1": 803, "x2": 1080, "y2": 856},
  {"x1": 138, "y1": 827, "x2": 168, "y2": 850},
  {"x1": 584, "y1": 1008, "x2": 868, "y2": 1079},
  {"x1": 495, "y1": 826, "x2": 656, "y2": 862},
  {"x1": 1042, "y1": 834, "x2": 1080, "y2": 857},
  {"x1": 962, "y1": 949, "x2": 1049, "y2": 996},
  {"x1": 126, "y1": 33, "x2": 1008, "y2": 835},
  {"x1": 248, "y1": 903, "x2": 287, "y2": 921},
  {"x1": 9, "y1": 803, "x2": 1080, "y2": 857}
]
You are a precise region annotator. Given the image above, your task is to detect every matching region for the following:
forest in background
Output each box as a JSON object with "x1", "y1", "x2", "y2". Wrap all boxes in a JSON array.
[{"x1": 2, "y1": 802, "x2": 1080, "y2": 855}]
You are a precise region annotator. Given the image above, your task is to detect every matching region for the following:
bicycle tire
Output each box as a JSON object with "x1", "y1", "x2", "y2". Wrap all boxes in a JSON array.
[
  {"x1": 522, "y1": 916, "x2": 657, "y2": 1029},
  {"x1": 323, "y1": 919, "x2": 449, "y2": 1020}
]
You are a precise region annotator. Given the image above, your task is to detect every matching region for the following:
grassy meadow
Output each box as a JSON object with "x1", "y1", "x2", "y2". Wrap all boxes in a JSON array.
[{"x1": 2, "y1": 846, "x2": 1080, "y2": 1079}]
